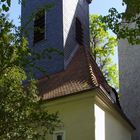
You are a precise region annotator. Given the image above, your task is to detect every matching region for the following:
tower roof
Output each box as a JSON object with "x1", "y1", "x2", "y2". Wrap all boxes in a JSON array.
[{"x1": 38, "y1": 45, "x2": 113, "y2": 101}]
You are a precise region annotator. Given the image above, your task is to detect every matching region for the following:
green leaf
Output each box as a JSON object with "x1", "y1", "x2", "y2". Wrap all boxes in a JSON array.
[
  {"x1": 2, "y1": 4, "x2": 9, "y2": 12},
  {"x1": 7, "y1": 0, "x2": 11, "y2": 7},
  {"x1": 90, "y1": 14, "x2": 119, "y2": 90}
]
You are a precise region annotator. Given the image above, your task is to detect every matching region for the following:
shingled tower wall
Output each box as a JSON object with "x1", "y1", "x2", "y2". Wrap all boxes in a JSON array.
[{"x1": 21, "y1": 0, "x2": 91, "y2": 78}]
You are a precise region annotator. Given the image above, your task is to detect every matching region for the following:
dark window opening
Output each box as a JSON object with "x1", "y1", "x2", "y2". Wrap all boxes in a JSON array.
[
  {"x1": 34, "y1": 9, "x2": 45, "y2": 44},
  {"x1": 57, "y1": 135, "x2": 62, "y2": 140},
  {"x1": 75, "y1": 18, "x2": 83, "y2": 45}
]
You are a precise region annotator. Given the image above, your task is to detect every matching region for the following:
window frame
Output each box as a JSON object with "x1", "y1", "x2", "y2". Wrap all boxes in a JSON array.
[
  {"x1": 53, "y1": 130, "x2": 65, "y2": 140},
  {"x1": 33, "y1": 9, "x2": 46, "y2": 44}
]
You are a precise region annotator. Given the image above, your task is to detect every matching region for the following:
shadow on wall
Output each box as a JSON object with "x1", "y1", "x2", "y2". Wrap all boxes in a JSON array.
[
  {"x1": 94, "y1": 104, "x2": 132, "y2": 140},
  {"x1": 63, "y1": 0, "x2": 90, "y2": 67}
]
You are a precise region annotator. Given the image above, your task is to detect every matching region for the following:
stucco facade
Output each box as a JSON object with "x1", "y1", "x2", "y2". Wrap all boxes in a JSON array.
[
  {"x1": 43, "y1": 90, "x2": 133, "y2": 140},
  {"x1": 95, "y1": 93, "x2": 133, "y2": 140},
  {"x1": 119, "y1": 39, "x2": 140, "y2": 140}
]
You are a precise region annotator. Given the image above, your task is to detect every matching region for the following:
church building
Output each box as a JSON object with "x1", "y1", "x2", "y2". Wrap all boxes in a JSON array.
[
  {"x1": 119, "y1": 16, "x2": 140, "y2": 140},
  {"x1": 22, "y1": 0, "x2": 134, "y2": 139}
]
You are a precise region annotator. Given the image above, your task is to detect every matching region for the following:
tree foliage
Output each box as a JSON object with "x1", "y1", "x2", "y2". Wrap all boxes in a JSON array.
[
  {"x1": 90, "y1": 15, "x2": 119, "y2": 89},
  {"x1": 123, "y1": 0, "x2": 140, "y2": 17},
  {"x1": 89, "y1": 1, "x2": 140, "y2": 91},
  {"x1": 102, "y1": 1, "x2": 140, "y2": 45},
  {"x1": 0, "y1": 4, "x2": 60, "y2": 140}
]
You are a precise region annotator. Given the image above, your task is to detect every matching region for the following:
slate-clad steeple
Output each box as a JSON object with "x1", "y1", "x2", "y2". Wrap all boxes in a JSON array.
[{"x1": 22, "y1": 0, "x2": 92, "y2": 78}]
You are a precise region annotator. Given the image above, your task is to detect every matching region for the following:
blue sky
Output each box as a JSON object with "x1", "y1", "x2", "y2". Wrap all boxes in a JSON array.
[
  {"x1": 9, "y1": 0, "x2": 126, "y2": 64},
  {"x1": 9, "y1": 0, "x2": 126, "y2": 25},
  {"x1": 90, "y1": 0, "x2": 126, "y2": 15}
]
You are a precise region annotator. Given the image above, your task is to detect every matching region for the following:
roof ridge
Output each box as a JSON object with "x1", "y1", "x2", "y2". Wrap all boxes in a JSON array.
[
  {"x1": 83, "y1": 46, "x2": 111, "y2": 93},
  {"x1": 83, "y1": 46, "x2": 99, "y2": 86}
]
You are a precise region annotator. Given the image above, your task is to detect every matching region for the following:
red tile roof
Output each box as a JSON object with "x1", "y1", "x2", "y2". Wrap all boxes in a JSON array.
[
  {"x1": 38, "y1": 45, "x2": 110, "y2": 100},
  {"x1": 37, "y1": 46, "x2": 135, "y2": 129}
]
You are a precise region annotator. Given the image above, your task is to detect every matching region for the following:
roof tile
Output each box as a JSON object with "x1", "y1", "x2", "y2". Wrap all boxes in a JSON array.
[{"x1": 38, "y1": 45, "x2": 109, "y2": 100}]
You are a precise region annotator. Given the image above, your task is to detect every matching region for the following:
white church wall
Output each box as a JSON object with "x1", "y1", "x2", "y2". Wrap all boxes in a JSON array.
[
  {"x1": 119, "y1": 37, "x2": 140, "y2": 139},
  {"x1": 94, "y1": 103, "x2": 132, "y2": 140}
]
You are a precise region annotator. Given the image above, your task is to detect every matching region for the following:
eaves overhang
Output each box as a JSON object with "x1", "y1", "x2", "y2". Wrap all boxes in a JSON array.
[{"x1": 96, "y1": 86, "x2": 136, "y2": 130}]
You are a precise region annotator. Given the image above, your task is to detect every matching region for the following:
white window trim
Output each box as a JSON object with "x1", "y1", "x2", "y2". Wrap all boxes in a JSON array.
[{"x1": 53, "y1": 130, "x2": 66, "y2": 140}]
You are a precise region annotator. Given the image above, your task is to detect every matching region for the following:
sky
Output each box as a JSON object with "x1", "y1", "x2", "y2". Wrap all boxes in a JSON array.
[
  {"x1": 9, "y1": 0, "x2": 126, "y2": 25},
  {"x1": 90, "y1": 0, "x2": 126, "y2": 16},
  {"x1": 9, "y1": 0, "x2": 126, "y2": 64}
]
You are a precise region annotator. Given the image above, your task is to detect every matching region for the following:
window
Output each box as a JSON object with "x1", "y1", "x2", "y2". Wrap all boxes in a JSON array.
[
  {"x1": 34, "y1": 9, "x2": 45, "y2": 44},
  {"x1": 53, "y1": 131, "x2": 65, "y2": 140},
  {"x1": 75, "y1": 18, "x2": 83, "y2": 45}
]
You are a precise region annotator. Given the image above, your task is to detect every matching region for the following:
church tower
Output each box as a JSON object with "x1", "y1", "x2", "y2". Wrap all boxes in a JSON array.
[
  {"x1": 119, "y1": 22, "x2": 140, "y2": 139},
  {"x1": 20, "y1": 1, "x2": 135, "y2": 139},
  {"x1": 22, "y1": 0, "x2": 92, "y2": 78}
]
